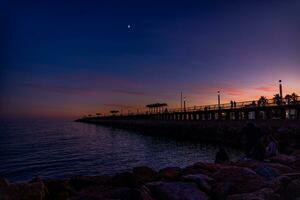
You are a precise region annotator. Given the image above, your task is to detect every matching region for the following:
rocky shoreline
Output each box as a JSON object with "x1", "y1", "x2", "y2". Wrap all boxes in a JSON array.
[{"x1": 1, "y1": 150, "x2": 300, "y2": 200}]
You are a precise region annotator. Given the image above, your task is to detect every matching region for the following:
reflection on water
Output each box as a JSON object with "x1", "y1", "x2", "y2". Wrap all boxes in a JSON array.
[{"x1": 0, "y1": 119, "x2": 243, "y2": 182}]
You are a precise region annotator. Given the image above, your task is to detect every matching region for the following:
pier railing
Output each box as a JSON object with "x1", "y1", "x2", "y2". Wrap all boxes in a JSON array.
[{"x1": 84, "y1": 96, "x2": 300, "y2": 118}]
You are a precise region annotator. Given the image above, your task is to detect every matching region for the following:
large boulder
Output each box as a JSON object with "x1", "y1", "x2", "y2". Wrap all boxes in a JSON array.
[
  {"x1": 235, "y1": 160, "x2": 293, "y2": 175},
  {"x1": 212, "y1": 166, "x2": 269, "y2": 194},
  {"x1": 0, "y1": 181, "x2": 47, "y2": 200},
  {"x1": 192, "y1": 162, "x2": 224, "y2": 174},
  {"x1": 210, "y1": 181, "x2": 234, "y2": 200},
  {"x1": 227, "y1": 188, "x2": 280, "y2": 200},
  {"x1": 253, "y1": 164, "x2": 280, "y2": 180},
  {"x1": 109, "y1": 172, "x2": 140, "y2": 187},
  {"x1": 264, "y1": 163, "x2": 293, "y2": 174},
  {"x1": 180, "y1": 174, "x2": 214, "y2": 193},
  {"x1": 269, "y1": 154, "x2": 296, "y2": 166},
  {"x1": 159, "y1": 167, "x2": 182, "y2": 180},
  {"x1": 104, "y1": 187, "x2": 144, "y2": 200},
  {"x1": 133, "y1": 166, "x2": 158, "y2": 183},
  {"x1": 0, "y1": 178, "x2": 9, "y2": 188},
  {"x1": 285, "y1": 179, "x2": 300, "y2": 200},
  {"x1": 146, "y1": 181, "x2": 208, "y2": 200},
  {"x1": 70, "y1": 175, "x2": 110, "y2": 190},
  {"x1": 45, "y1": 179, "x2": 74, "y2": 200}
]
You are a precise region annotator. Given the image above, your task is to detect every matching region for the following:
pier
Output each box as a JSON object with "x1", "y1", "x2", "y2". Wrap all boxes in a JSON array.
[{"x1": 79, "y1": 97, "x2": 300, "y2": 122}]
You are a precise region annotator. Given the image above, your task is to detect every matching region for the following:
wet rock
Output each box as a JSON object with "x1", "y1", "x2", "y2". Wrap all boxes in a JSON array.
[
  {"x1": 183, "y1": 162, "x2": 225, "y2": 176},
  {"x1": 105, "y1": 187, "x2": 144, "y2": 200},
  {"x1": 159, "y1": 167, "x2": 182, "y2": 180},
  {"x1": 282, "y1": 173, "x2": 300, "y2": 180},
  {"x1": 212, "y1": 166, "x2": 268, "y2": 194},
  {"x1": 270, "y1": 154, "x2": 296, "y2": 165},
  {"x1": 133, "y1": 166, "x2": 158, "y2": 183},
  {"x1": 235, "y1": 160, "x2": 293, "y2": 174},
  {"x1": 210, "y1": 181, "x2": 234, "y2": 200},
  {"x1": 70, "y1": 175, "x2": 110, "y2": 190},
  {"x1": 146, "y1": 181, "x2": 208, "y2": 200},
  {"x1": 253, "y1": 164, "x2": 279, "y2": 180},
  {"x1": 265, "y1": 163, "x2": 293, "y2": 174},
  {"x1": 109, "y1": 172, "x2": 140, "y2": 187},
  {"x1": 45, "y1": 179, "x2": 74, "y2": 200},
  {"x1": 181, "y1": 174, "x2": 214, "y2": 193},
  {"x1": 140, "y1": 185, "x2": 156, "y2": 200},
  {"x1": 227, "y1": 188, "x2": 280, "y2": 200},
  {"x1": 193, "y1": 162, "x2": 224, "y2": 174},
  {"x1": 29, "y1": 176, "x2": 43, "y2": 183},
  {"x1": 285, "y1": 179, "x2": 300, "y2": 200},
  {"x1": 291, "y1": 156, "x2": 300, "y2": 172},
  {"x1": 0, "y1": 178, "x2": 9, "y2": 188},
  {"x1": 0, "y1": 181, "x2": 46, "y2": 200},
  {"x1": 234, "y1": 160, "x2": 260, "y2": 169}
]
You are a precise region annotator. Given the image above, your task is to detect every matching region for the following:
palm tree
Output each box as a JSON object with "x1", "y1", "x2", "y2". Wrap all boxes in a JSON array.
[
  {"x1": 258, "y1": 96, "x2": 268, "y2": 106},
  {"x1": 291, "y1": 93, "x2": 298, "y2": 104},
  {"x1": 285, "y1": 94, "x2": 292, "y2": 105},
  {"x1": 273, "y1": 94, "x2": 281, "y2": 106}
]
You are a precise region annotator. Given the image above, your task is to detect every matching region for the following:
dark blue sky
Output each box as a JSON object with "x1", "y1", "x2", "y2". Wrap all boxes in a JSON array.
[{"x1": 1, "y1": 0, "x2": 300, "y2": 118}]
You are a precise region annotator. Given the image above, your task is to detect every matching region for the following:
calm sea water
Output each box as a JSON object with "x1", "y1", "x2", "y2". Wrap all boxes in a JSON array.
[{"x1": 0, "y1": 119, "x2": 243, "y2": 182}]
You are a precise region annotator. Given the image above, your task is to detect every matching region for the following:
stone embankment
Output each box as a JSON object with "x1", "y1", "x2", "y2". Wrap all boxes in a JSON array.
[
  {"x1": 1, "y1": 151, "x2": 300, "y2": 200},
  {"x1": 75, "y1": 119, "x2": 300, "y2": 150}
]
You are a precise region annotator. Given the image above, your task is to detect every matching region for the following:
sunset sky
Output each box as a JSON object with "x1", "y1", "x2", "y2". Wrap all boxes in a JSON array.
[{"x1": 1, "y1": 0, "x2": 300, "y2": 119}]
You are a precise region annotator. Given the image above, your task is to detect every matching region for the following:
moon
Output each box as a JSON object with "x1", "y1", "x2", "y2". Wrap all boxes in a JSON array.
[{"x1": 127, "y1": 24, "x2": 132, "y2": 29}]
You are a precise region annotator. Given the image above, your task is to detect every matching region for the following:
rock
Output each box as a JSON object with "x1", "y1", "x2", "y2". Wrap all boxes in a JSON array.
[
  {"x1": 45, "y1": 179, "x2": 74, "y2": 200},
  {"x1": 270, "y1": 154, "x2": 296, "y2": 165},
  {"x1": 181, "y1": 174, "x2": 214, "y2": 193},
  {"x1": 264, "y1": 163, "x2": 293, "y2": 174},
  {"x1": 235, "y1": 160, "x2": 293, "y2": 174},
  {"x1": 210, "y1": 181, "x2": 234, "y2": 200},
  {"x1": 146, "y1": 181, "x2": 208, "y2": 200},
  {"x1": 212, "y1": 166, "x2": 269, "y2": 194},
  {"x1": 291, "y1": 157, "x2": 300, "y2": 172},
  {"x1": 234, "y1": 160, "x2": 260, "y2": 169},
  {"x1": 0, "y1": 178, "x2": 9, "y2": 188},
  {"x1": 70, "y1": 175, "x2": 110, "y2": 190},
  {"x1": 253, "y1": 165, "x2": 279, "y2": 180},
  {"x1": 227, "y1": 188, "x2": 280, "y2": 200},
  {"x1": 140, "y1": 185, "x2": 156, "y2": 200},
  {"x1": 109, "y1": 172, "x2": 140, "y2": 187},
  {"x1": 0, "y1": 181, "x2": 47, "y2": 200},
  {"x1": 285, "y1": 179, "x2": 300, "y2": 200},
  {"x1": 282, "y1": 173, "x2": 300, "y2": 180},
  {"x1": 159, "y1": 167, "x2": 182, "y2": 180},
  {"x1": 183, "y1": 162, "x2": 225, "y2": 176},
  {"x1": 29, "y1": 176, "x2": 43, "y2": 183},
  {"x1": 105, "y1": 187, "x2": 144, "y2": 200},
  {"x1": 133, "y1": 166, "x2": 158, "y2": 183}
]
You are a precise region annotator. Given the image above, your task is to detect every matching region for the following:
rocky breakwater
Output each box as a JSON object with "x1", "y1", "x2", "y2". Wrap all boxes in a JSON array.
[{"x1": 1, "y1": 151, "x2": 300, "y2": 200}]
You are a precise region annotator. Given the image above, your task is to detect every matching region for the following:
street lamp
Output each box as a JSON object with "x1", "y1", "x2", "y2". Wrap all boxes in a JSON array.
[
  {"x1": 279, "y1": 80, "x2": 283, "y2": 99},
  {"x1": 218, "y1": 91, "x2": 221, "y2": 109}
]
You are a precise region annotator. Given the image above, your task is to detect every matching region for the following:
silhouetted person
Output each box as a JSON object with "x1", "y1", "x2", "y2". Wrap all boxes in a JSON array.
[
  {"x1": 230, "y1": 101, "x2": 233, "y2": 108},
  {"x1": 233, "y1": 101, "x2": 237, "y2": 108},
  {"x1": 215, "y1": 147, "x2": 229, "y2": 164}
]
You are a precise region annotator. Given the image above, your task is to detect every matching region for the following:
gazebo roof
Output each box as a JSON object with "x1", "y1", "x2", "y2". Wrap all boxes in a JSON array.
[{"x1": 146, "y1": 103, "x2": 168, "y2": 108}]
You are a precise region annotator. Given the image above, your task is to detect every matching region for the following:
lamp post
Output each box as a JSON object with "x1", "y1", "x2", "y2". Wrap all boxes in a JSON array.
[
  {"x1": 181, "y1": 91, "x2": 183, "y2": 112},
  {"x1": 218, "y1": 91, "x2": 221, "y2": 110},
  {"x1": 183, "y1": 97, "x2": 186, "y2": 112},
  {"x1": 279, "y1": 80, "x2": 283, "y2": 99}
]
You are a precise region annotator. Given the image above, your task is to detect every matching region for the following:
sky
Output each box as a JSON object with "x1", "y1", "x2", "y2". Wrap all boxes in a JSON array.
[{"x1": 1, "y1": 0, "x2": 300, "y2": 119}]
